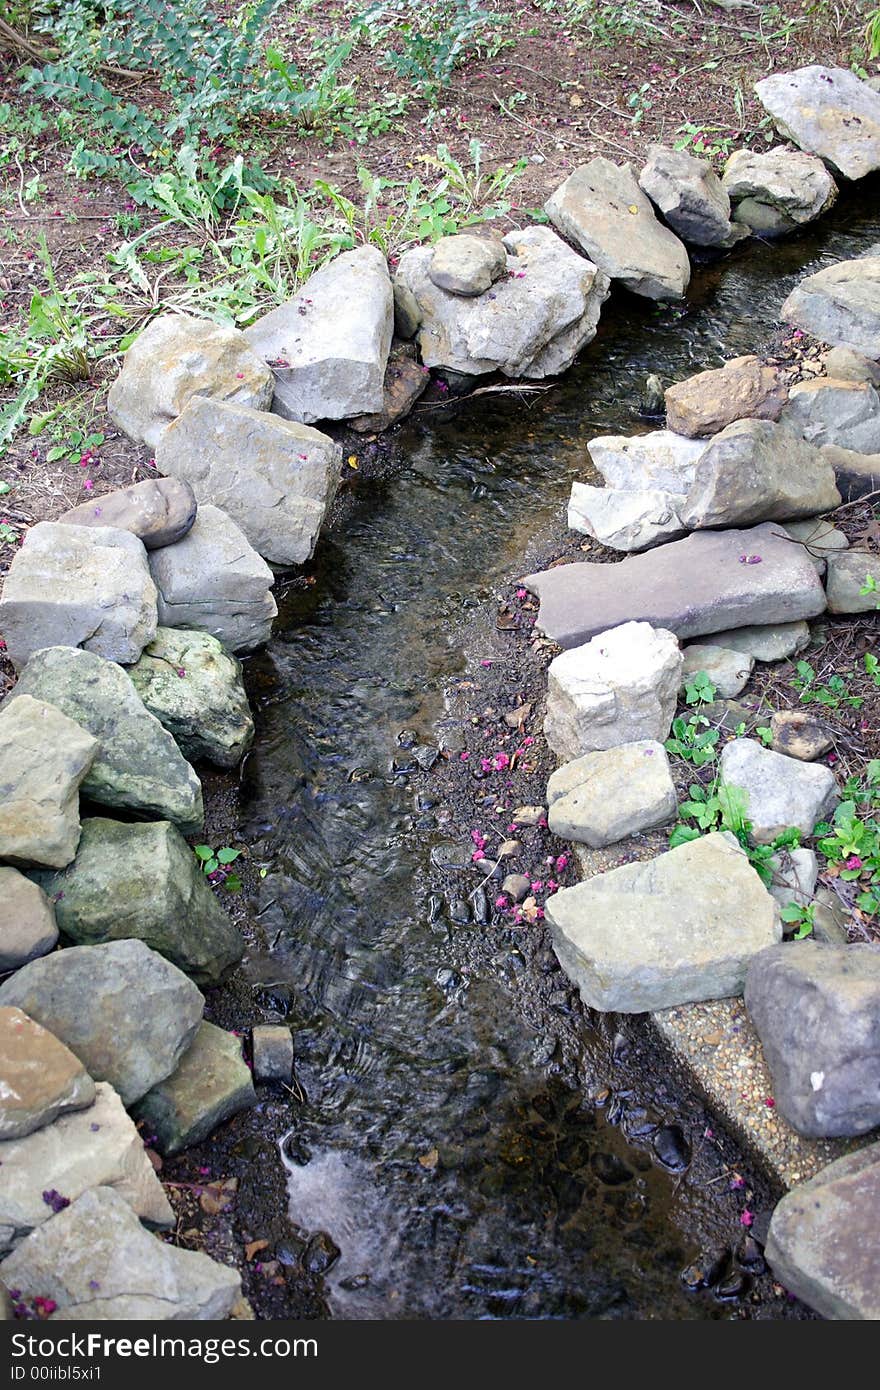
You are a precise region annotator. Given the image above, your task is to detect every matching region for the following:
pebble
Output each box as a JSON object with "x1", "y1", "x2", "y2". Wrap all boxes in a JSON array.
[
  {"x1": 501, "y1": 873, "x2": 531, "y2": 903},
  {"x1": 303, "y1": 1231, "x2": 341, "y2": 1276},
  {"x1": 651, "y1": 1124, "x2": 692, "y2": 1172},
  {"x1": 714, "y1": 1270, "x2": 750, "y2": 1302},
  {"x1": 427, "y1": 895, "x2": 444, "y2": 923},
  {"x1": 734, "y1": 1233, "x2": 766, "y2": 1274},
  {"x1": 470, "y1": 887, "x2": 490, "y2": 925},
  {"x1": 511, "y1": 805, "x2": 546, "y2": 827},
  {"x1": 430, "y1": 842, "x2": 471, "y2": 870},
  {"x1": 449, "y1": 898, "x2": 471, "y2": 925},
  {"x1": 592, "y1": 1152, "x2": 634, "y2": 1186},
  {"x1": 530, "y1": 1035, "x2": 558, "y2": 1067}
]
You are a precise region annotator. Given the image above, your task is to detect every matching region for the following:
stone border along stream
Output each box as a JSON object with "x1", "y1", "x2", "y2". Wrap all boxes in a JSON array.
[{"x1": 0, "y1": 63, "x2": 879, "y2": 1322}]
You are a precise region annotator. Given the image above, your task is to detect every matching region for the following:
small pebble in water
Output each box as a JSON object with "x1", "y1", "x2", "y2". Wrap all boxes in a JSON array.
[
  {"x1": 652, "y1": 1124, "x2": 692, "y2": 1173},
  {"x1": 734, "y1": 1233, "x2": 766, "y2": 1275},
  {"x1": 592, "y1": 1152, "x2": 634, "y2": 1187},
  {"x1": 339, "y1": 1272, "x2": 370, "y2": 1291},
  {"x1": 714, "y1": 1269, "x2": 750, "y2": 1302},
  {"x1": 281, "y1": 1133, "x2": 311, "y2": 1167},
  {"x1": 303, "y1": 1231, "x2": 341, "y2": 1276},
  {"x1": 470, "y1": 887, "x2": 490, "y2": 924},
  {"x1": 427, "y1": 894, "x2": 444, "y2": 923}
]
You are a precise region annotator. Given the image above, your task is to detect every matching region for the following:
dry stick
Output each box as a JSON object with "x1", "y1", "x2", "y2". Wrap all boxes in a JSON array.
[{"x1": 0, "y1": 18, "x2": 145, "y2": 79}]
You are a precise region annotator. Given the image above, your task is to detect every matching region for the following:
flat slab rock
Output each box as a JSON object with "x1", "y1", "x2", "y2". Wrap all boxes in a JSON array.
[
  {"x1": 567, "y1": 481, "x2": 687, "y2": 553},
  {"x1": 524, "y1": 523, "x2": 827, "y2": 649},
  {"x1": 58, "y1": 477, "x2": 196, "y2": 550},
  {"x1": 781, "y1": 254, "x2": 880, "y2": 358},
  {"x1": 133, "y1": 1020, "x2": 255, "y2": 1156},
  {"x1": 546, "y1": 832, "x2": 781, "y2": 1013},
  {"x1": 707, "y1": 620, "x2": 810, "y2": 662},
  {"x1": 719, "y1": 737, "x2": 838, "y2": 844},
  {"x1": 546, "y1": 740, "x2": 676, "y2": 848},
  {"x1": 755, "y1": 66, "x2": 880, "y2": 181},
  {"x1": 0, "y1": 1007, "x2": 94, "y2": 1142},
  {"x1": 664, "y1": 356, "x2": 787, "y2": 439},
  {"x1": 0, "y1": 695, "x2": 97, "y2": 870},
  {"x1": 0, "y1": 869, "x2": 57, "y2": 973}
]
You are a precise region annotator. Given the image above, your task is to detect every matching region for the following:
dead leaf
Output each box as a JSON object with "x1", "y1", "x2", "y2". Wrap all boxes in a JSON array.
[
  {"x1": 496, "y1": 606, "x2": 518, "y2": 630},
  {"x1": 418, "y1": 1148, "x2": 439, "y2": 1170},
  {"x1": 504, "y1": 702, "x2": 532, "y2": 730},
  {"x1": 569, "y1": 94, "x2": 583, "y2": 108},
  {"x1": 199, "y1": 1177, "x2": 238, "y2": 1215},
  {"x1": 245, "y1": 1239, "x2": 270, "y2": 1262}
]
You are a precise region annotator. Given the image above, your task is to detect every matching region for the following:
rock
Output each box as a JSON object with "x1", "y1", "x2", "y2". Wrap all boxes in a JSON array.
[
  {"x1": 133, "y1": 1021, "x2": 256, "y2": 1155},
  {"x1": 755, "y1": 66, "x2": 880, "y2": 181},
  {"x1": 0, "y1": 1185, "x2": 240, "y2": 1320},
  {"x1": 780, "y1": 255, "x2": 880, "y2": 357},
  {"x1": 244, "y1": 245, "x2": 393, "y2": 423},
  {"x1": 681, "y1": 643, "x2": 754, "y2": 698},
  {"x1": 745, "y1": 941, "x2": 880, "y2": 1137},
  {"x1": 567, "y1": 482, "x2": 686, "y2": 552},
  {"x1": 723, "y1": 147, "x2": 837, "y2": 235},
  {"x1": 0, "y1": 940, "x2": 203, "y2": 1108},
  {"x1": 769, "y1": 710, "x2": 833, "y2": 761},
  {"x1": 8, "y1": 647, "x2": 203, "y2": 836},
  {"x1": 428, "y1": 232, "x2": 507, "y2": 295},
  {"x1": 638, "y1": 144, "x2": 741, "y2": 248},
  {"x1": 524, "y1": 523, "x2": 827, "y2": 649},
  {"x1": 0, "y1": 522, "x2": 157, "y2": 672},
  {"x1": 0, "y1": 1007, "x2": 94, "y2": 1142},
  {"x1": 768, "y1": 846, "x2": 818, "y2": 912},
  {"x1": 0, "y1": 870, "x2": 57, "y2": 972},
  {"x1": 154, "y1": 397, "x2": 340, "y2": 566},
  {"x1": 679, "y1": 419, "x2": 841, "y2": 528},
  {"x1": 825, "y1": 550, "x2": 880, "y2": 612},
  {"x1": 707, "y1": 620, "x2": 810, "y2": 662},
  {"x1": 719, "y1": 738, "x2": 838, "y2": 844},
  {"x1": 664, "y1": 356, "x2": 787, "y2": 438},
  {"x1": 33, "y1": 818, "x2": 242, "y2": 987},
  {"x1": 0, "y1": 1083, "x2": 172, "y2": 1253},
  {"x1": 58, "y1": 477, "x2": 197, "y2": 550},
  {"x1": 652, "y1": 1124, "x2": 691, "y2": 1172},
  {"x1": 823, "y1": 346, "x2": 880, "y2": 384},
  {"x1": 587, "y1": 429, "x2": 706, "y2": 492},
  {"x1": 349, "y1": 344, "x2": 428, "y2": 432},
  {"x1": 546, "y1": 832, "x2": 780, "y2": 1012},
  {"x1": 511, "y1": 805, "x2": 545, "y2": 828},
  {"x1": 127, "y1": 628, "x2": 254, "y2": 769},
  {"x1": 781, "y1": 378, "x2": 880, "y2": 453},
  {"x1": 501, "y1": 874, "x2": 531, "y2": 903},
  {"x1": 546, "y1": 740, "x2": 677, "y2": 848},
  {"x1": 107, "y1": 312, "x2": 274, "y2": 451},
  {"x1": 765, "y1": 1142, "x2": 880, "y2": 1319},
  {"x1": 781, "y1": 517, "x2": 849, "y2": 577},
  {"x1": 545, "y1": 158, "x2": 690, "y2": 300},
  {"x1": 0, "y1": 696, "x2": 97, "y2": 870},
  {"x1": 544, "y1": 622, "x2": 682, "y2": 761},
  {"x1": 148, "y1": 505, "x2": 277, "y2": 654},
  {"x1": 821, "y1": 442, "x2": 880, "y2": 501},
  {"x1": 394, "y1": 225, "x2": 610, "y2": 378},
  {"x1": 251, "y1": 1024, "x2": 294, "y2": 1083},
  {"x1": 393, "y1": 280, "x2": 421, "y2": 339},
  {"x1": 811, "y1": 886, "x2": 850, "y2": 946}
]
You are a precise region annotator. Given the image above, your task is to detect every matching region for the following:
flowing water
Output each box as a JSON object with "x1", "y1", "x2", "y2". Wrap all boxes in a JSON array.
[{"x1": 235, "y1": 188, "x2": 880, "y2": 1320}]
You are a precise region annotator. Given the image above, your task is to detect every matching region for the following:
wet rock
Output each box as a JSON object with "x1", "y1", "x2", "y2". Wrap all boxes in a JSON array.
[
  {"x1": 768, "y1": 847, "x2": 819, "y2": 915},
  {"x1": 546, "y1": 740, "x2": 676, "y2": 848},
  {"x1": 470, "y1": 887, "x2": 490, "y2": 925},
  {"x1": 0, "y1": 696, "x2": 97, "y2": 870},
  {"x1": 781, "y1": 378, "x2": 880, "y2": 453},
  {"x1": 755, "y1": 66, "x2": 880, "y2": 181},
  {"x1": 735, "y1": 1233, "x2": 766, "y2": 1275},
  {"x1": 587, "y1": 429, "x2": 705, "y2": 492},
  {"x1": 108, "y1": 312, "x2": 274, "y2": 450},
  {"x1": 664, "y1": 356, "x2": 787, "y2": 438},
  {"x1": 0, "y1": 870, "x2": 57, "y2": 972},
  {"x1": 501, "y1": 874, "x2": 531, "y2": 903},
  {"x1": 680, "y1": 643, "x2": 754, "y2": 699},
  {"x1": 449, "y1": 899, "x2": 471, "y2": 925},
  {"x1": 781, "y1": 254, "x2": 880, "y2": 358},
  {"x1": 393, "y1": 281, "x2": 421, "y2": 339},
  {"x1": 825, "y1": 549, "x2": 880, "y2": 612},
  {"x1": 430, "y1": 842, "x2": 471, "y2": 871},
  {"x1": 252, "y1": 1025, "x2": 294, "y2": 1084},
  {"x1": 714, "y1": 1269, "x2": 749, "y2": 1301},
  {"x1": 681, "y1": 1253, "x2": 725, "y2": 1291},
  {"x1": 0, "y1": 1007, "x2": 94, "y2": 1141},
  {"x1": 59, "y1": 477, "x2": 197, "y2": 550},
  {"x1": 706, "y1": 620, "x2": 810, "y2": 662},
  {"x1": 303, "y1": 1231, "x2": 341, "y2": 1275},
  {"x1": 679, "y1": 419, "x2": 840, "y2": 529},
  {"x1": 640, "y1": 374, "x2": 666, "y2": 417},
  {"x1": 723, "y1": 147, "x2": 837, "y2": 235},
  {"x1": 134, "y1": 1021, "x2": 256, "y2": 1156},
  {"x1": 245, "y1": 245, "x2": 393, "y2": 423},
  {"x1": 530, "y1": 1035, "x2": 557, "y2": 1067},
  {"x1": 592, "y1": 1152, "x2": 633, "y2": 1186},
  {"x1": 638, "y1": 144, "x2": 741, "y2": 248},
  {"x1": 719, "y1": 738, "x2": 837, "y2": 844},
  {"x1": 545, "y1": 157, "x2": 690, "y2": 300},
  {"x1": 651, "y1": 1124, "x2": 691, "y2": 1172},
  {"x1": 769, "y1": 710, "x2": 833, "y2": 761},
  {"x1": 0, "y1": 522, "x2": 157, "y2": 672},
  {"x1": 428, "y1": 232, "x2": 507, "y2": 295},
  {"x1": 567, "y1": 482, "x2": 687, "y2": 553},
  {"x1": 349, "y1": 346, "x2": 429, "y2": 433}
]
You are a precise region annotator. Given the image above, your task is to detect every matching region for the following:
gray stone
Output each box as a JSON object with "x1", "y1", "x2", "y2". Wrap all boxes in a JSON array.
[
  {"x1": 245, "y1": 245, "x2": 393, "y2": 423},
  {"x1": 707, "y1": 620, "x2": 811, "y2": 662},
  {"x1": 0, "y1": 869, "x2": 57, "y2": 972},
  {"x1": 638, "y1": 144, "x2": 742, "y2": 248},
  {"x1": 781, "y1": 517, "x2": 849, "y2": 577},
  {"x1": 679, "y1": 419, "x2": 841, "y2": 528},
  {"x1": 0, "y1": 522, "x2": 157, "y2": 672},
  {"x1": 428, "y1": 232, "x2": 507, "y2": 295},
  {"x1": 781, "y1": 378, "x2": 880, "y2": 453},
  {"x1": 128, "y1": 628, "x2": 254, "y2": 769},
  {"x1": 811, "y1": 886, "x2": 850, "y2": 946},
  {"x1": 821, "y1": 442, "x2": 880, "y2": 501},
  {"x1": 770, "y1": 710, "x2": 833, "y2": 761},
  {"x1": 0, "y1": 1083, "x2": 172, "y2": 1253},
  {"x1": 765, "y1": 1142, "x2": 880, "y2": 1319},
  {"x1": 155, "y1": 398, "x2": 340, "y2": 566},
  {"x1": 32, "y1": 818, "x2": 243, "y2": 988},
  {"x1": 524, "y1": 523, "x2": 827, "y2": 649},
  {"x1": 567, "y1": 482, "x2": 686, "y2": 552},
  {"x1": 393, "y1": 280, "x2": 421, "y2": 339},
  {"x1": 664, "y1": 356, "x2": 787, "y2": 438},
  {"x1": 501, "y1": 873, "x2": 531, "y2": 903},
  {"x1": 0, "y1": 696, "x2": 97, "y2": 870},
  {"x1": 251, "y1": 1024, "x2": 294, "y2": 1083},
  {"x1": 349, "y1": 344, "x2": 429, "y2": 433},
  {"x1": 823, "y1": 346, "x2": 880, "y2": 384},
  {"x1": 781, "y1": 255, "x2": 880, "y2": 357},
  {"x1": 148, "y1": 505, "x2": 277, "y2": 654},
  {"x1": 0, "y1": 1185, "x2": 241, "y2": 1320},
  {"x1": 544, "y1": 621, "x2": 682, "y2": 762},
  {"x1": 0, "y1": 940, "x2": 204, "y2": 1108},
  {"x1": 9, "y1": 647, "x2": 203, "y2": 836},
  {"x1": 745, "y1": 941, "x2": 880, "y2": 1137},
  {"x1": 108, "y1": 312, "x2": 274, "y2": 451},
  {"x1": 719, "y1": 738, "x2": 838, "y2": 844},
  {"x1": 58, "y1": 477, "x2": 197, "y2": 550},
  {"x1": 755, "y1": 66, "x2": 880, "y2": 181},
  {"x1": 825, "y1": 550, "x2": 880, "y2": 613},
  {"x1": 394, "y1": 225, "x2": 610, "y2": 378},
  {"x1": 0, "y1": 1007, "x2": 94, "y2": 1142},
  {"x1": 545, "y1": 158, "x2": 690, "y2": 300},
  {"x1": 546, "y1": 831, "x2": 780, "y2": 1012},
  {"x1": 134, "y1": 1021, "x2": 255, "y2": 1156},
  {"x1": 768, "y1": 846, "x2": 819, "y2": 912},
  {"x1": 723, "y1": 146, "x2": 837, "y2": 235},
  {"x1": 587, "y1": 429, "x2": 706, "y2": 492},
  {"x1": 546, "y1": 740, "x2": 676, "y2": 848},
  {"x1": 681, "y1": 643, "x2": 754, "y2": 698}
]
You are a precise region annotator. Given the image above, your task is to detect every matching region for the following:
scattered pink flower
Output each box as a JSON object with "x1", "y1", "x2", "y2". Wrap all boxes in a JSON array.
[{"x1": 740, "y1": 1209, "x2": 754, "y2": 1228}]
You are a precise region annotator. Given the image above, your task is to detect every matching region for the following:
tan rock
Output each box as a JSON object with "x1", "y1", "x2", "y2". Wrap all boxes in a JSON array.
[
  {"x1": 0, "y1": 869, "x2": 58, "y2": 972},
  {"x1": 664, "y1": 356, "x2": 787, "y2": 438},
  {"x1": 770, "y1": 710, "x2": 833, "y2": 761},
  {"x1": 0, "y1": 1007, "x2": 94, "y2": 1141},
  {"x1": 0, "y1": 696, "x2": 98, "y2": 869}
]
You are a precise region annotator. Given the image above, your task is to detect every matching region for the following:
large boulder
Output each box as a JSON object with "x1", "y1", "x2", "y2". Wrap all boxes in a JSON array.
[
  {"x1": 781, "y1": 255, "x2": 880, "y2": 357},
  {"x1": 0, "y1": 1007, "x2": 94, "y2": 1142},
  {"x1": 544, "y1": 621, "x2": 682, "y2": 761},
  {"x1": 154, "y1": 397, "x2": 340, "y2": 566},
  {"x1": 722, "y1": 147, "x2": 837, "y2": 235},
  {"x1": 0, "y1": 869, "x2": 57, "y2": 972},
  {"x1": 0, "y1": 1185, "x2": 241, "y2": 1320},
  {"x1": 32, "y1": 818, "x2": 243, "y2": 988},
  {"x1": 638, "y1": 144, "x2": 742, "y2": 248},
  {"x1": 764, "y1": 1143, "x2": 880, "y2": 1319},
  {"x1": 745, "y1": 942, "x2": 880, "y2": 1137},
  {"x1": 679, "y1": 418, "x2": 841, "y2": 528},
  {"x1": 394, "y1": 225, "x2": 610, "y2": 378},
  {"x1": 825, "y1": 549, "x2": 880, "y2": 613},
  {"x1": 567, "y1": 482, "x2": 687, "y2": 552},
  {"x1": 245, "y1": 245, "x2": 393, "y2": 423},
  {"x1": 664, "y1": 356, "x2": 787, "y2": 438},
  {"x1": 428, "y1": 231, "x2": 507, "y2": 295},
  {"x1": 148, "y1": 505, "x2": 277, "y2": 654},
  {"x1": 133, "y1": 1021, "x2": 256, "y2": 1156},
  {"x1": 128, "y1": 628, "x2": 254, "y2": 769},
  {"x1": 545, "y1": 158, "x2": 690, "y2": 300},
  {"x1": 107, "y1": 312, "x2": 273, "y2": 451},
  {"x1": 719, "y1": 738, "x2": 838, "y2": 844},
  {"x1": 0, "y1": 522, "x2": 157, "y2": 672},
  {"x1": 755, "y1": 66, "x2": 880, "y2": 181},
  {"x1": 0, "y1": 940, "x2": 204, "y2": 1108},
  {"x1": 587, "y1": 429, "x2": 706, "y2": 491},
  {"x1": 546, "y1": 832, "x2": 780, "y2": 1012},
  {"x1": 0, "y1": 1083, "x2": 172, "y2": 1253},
  {"x1": 8, "y1": 646, "x2": 203, "y2": 836},
  {"x1": 58, "y1": 477, "x2": 197, "y2": 550},
  {"x1": 781, "y1": 378, "x2": 880, "y2": 453},
  {"x1": 546, "y1": 740, "x2": 676, "y2": 848},
  {"x1": 0, "y1": 696, "x2": 97, "y2": 869},
  {"x1": 523, "y1": 523, "x2": 827, "y2": 649}
]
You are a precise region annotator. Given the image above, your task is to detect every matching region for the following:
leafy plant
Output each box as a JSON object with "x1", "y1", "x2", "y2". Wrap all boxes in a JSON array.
[
  {"x1": 779, "y1": 901, "x2": 815, "y2": 939},
  {"x1": 683, "y1": 670, "x2": 716, "y2": 707},
  {"x1": 366, "y1": 0, "x2": 511, "y2": 98},
  {"x1": 194, "y1": 843, "x2": 243, "y2": 893},
  {"x1": 664, "y1": 713, "x2": 720, "y2": 767},
  {"x1": 815, "y1": 796, "x2": 880, "y2": 917},
  {"x1": 790, "y1": 659, "x2": 863, "y2": 710},
  {"x1": 44, "y1": 429, "x2": 104, "y2": 463}
]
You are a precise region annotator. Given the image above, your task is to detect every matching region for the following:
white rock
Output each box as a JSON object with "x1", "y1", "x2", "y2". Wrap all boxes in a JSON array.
[
  {"x1": 546, "y1": 740, "x2": 676, "y2": 847},
  {"x1": 719, "y1": 738, "x2": 838, "y2": 844},
  {"x1": 586, "y1": 430, "x2": 706, "y2": 492},
  {"x1": 567, "y1": 482, "x2": 687, "y2": 552},
  {"x1": 781, "y1": 378, "x2": 880, "y2": 454},
  {"x1": 755, "y1": 66, "x2": 880, "y2": 181},
  {"x1": 768, "y1": 847, "x2": 819, "y2": 911}
]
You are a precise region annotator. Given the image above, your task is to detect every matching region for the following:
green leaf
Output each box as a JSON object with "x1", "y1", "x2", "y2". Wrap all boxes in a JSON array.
[
  {"x1": 669, "y1": 824, "x2": 702, "y2": 848},
  {"x1": 193, "y1": 844, "x2": 214, "y2": 861},
  {"x1": 216, "y1": 847, "x2": 241, "y2": 864}
]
